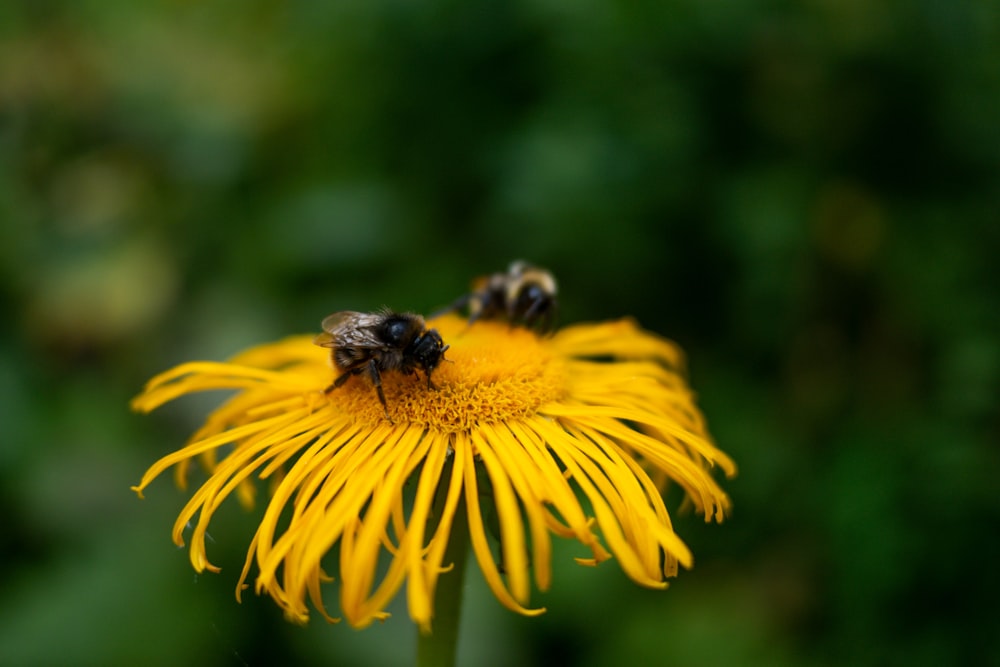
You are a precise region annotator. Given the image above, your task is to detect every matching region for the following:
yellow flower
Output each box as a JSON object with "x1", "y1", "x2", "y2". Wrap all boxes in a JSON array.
[{"x1": 132, "y1": 314, "x2": 735, "y2": 630}]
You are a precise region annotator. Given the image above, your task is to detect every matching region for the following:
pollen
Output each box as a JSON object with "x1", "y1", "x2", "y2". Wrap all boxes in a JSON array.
[{"x1": 328, "y1": 315, "x2": 566, "y2": 430}]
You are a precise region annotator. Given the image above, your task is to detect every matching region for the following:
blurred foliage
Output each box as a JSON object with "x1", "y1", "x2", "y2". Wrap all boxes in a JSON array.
[{"x1": 2, "y1": 0, "x2": 999, "y2": 665}]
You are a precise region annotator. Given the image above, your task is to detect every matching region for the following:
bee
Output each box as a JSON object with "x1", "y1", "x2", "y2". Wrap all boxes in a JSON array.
[
  {"x1": 313, "y1": 310, "x2": 449, "y2": 419},
  {"x1": 441, "y1": 260, "x2": 558, "y2": 332}
]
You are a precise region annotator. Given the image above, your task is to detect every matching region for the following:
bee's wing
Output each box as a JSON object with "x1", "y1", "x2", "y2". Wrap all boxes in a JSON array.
[
  {"x1": 507, "y1": 260, "x2": 530, "y2": 276},
  {"x1": 315, "y1": 311, "x2": 356, "y2": 348},
  {"x1": 321, "y1": 311, "x2": 362, "y2": 333},
  {"x1": 314, "y1": 331, "x2": 336, "y2": 348},
  {"x1": 316, "y1": 311, "x2": 385, "y2": 349}
]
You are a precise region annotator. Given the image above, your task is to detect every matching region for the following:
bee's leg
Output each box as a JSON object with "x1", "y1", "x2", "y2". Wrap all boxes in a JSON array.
[
  {"x1": 539, "y1": 305, "x2": 555, "y2": 334},
  {"x1": 522, "y1": 299, "x2": 542, "y2": 327},
  {"x1": 529, "y1": 303, "x2": 555, "y2": 334},
  {"x1": 521, "y1": 297, "x2": 555, "y2": 334},
  {"x1": 324, "y1": 369, "x2": 359, "y2": 394},
  {"x1": 367, "y1": 359, "x2": 392, "y2": 421}
]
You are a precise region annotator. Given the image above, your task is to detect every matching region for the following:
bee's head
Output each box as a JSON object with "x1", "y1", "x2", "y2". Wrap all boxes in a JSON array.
[{"x1": 413, "y1": 329, "x2": 448, "y2": 373}]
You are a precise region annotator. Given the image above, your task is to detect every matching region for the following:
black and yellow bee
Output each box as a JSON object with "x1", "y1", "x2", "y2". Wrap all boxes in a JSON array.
[
  {"x1": 442, "y1": 260, "x2": 558, "y2": 332},
  {"x1": 314, "y1": 310, "x2": 449, "y2": 419}
]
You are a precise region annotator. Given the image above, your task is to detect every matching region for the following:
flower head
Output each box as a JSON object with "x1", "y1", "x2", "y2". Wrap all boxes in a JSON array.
[{"x1": 132, "y1": 314, "x2": 735, "y2": 630}]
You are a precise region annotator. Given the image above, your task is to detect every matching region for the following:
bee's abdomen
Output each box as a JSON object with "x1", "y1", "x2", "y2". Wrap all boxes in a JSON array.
[{"x1": 334, "y1": 347, "x2": 368, "y2": 369}]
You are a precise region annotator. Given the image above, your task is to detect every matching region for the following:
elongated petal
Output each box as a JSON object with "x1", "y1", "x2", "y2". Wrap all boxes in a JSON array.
[{"x1": 132, "y1": 314, "x2": 733, "y2": 626}]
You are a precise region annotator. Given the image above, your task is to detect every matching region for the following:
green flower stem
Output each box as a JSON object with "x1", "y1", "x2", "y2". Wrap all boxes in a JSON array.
[{"x1": 416, "y1": 486, "x2": 469, "y2": 667}]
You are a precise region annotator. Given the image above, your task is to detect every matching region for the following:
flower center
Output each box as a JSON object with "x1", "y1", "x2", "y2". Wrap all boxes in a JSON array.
[{"x1": 325, "y1": 315, "x2": 566, "y2": 431}]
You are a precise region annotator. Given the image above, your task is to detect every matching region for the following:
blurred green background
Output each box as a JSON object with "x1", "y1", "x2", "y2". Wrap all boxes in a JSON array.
[{"x1": 2, "y1": 1, "x2": 998, "y2": 665}]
